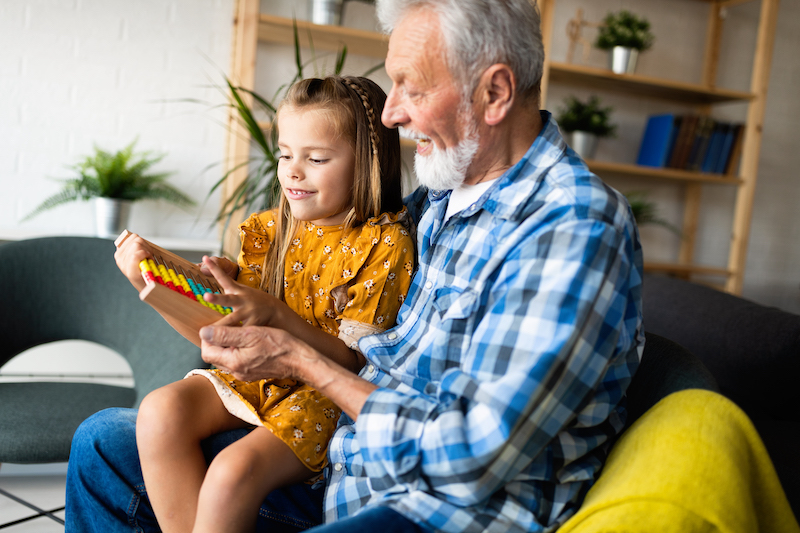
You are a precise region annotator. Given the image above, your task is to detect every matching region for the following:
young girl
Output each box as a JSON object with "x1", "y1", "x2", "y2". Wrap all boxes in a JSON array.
[{"x1": 114, "y1": 76, "x2": 414, "y2": 533}]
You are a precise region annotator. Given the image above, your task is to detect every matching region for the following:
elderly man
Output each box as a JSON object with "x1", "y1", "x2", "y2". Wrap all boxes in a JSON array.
[{"x1": 65, "y1": 0, "x2": 643, "y2": 532}]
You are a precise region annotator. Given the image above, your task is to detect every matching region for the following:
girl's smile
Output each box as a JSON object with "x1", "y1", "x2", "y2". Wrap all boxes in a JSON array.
[{"x1": 277, "y1": 106, "x2": 356, "y2": 226}]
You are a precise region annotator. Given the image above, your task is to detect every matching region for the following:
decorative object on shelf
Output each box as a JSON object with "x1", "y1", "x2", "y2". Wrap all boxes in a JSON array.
[
  {"x1": 595, "y1": 10, "x2": 654, "y2": 75},
  {"x1": 625, "y1": 191, "x2": 681, "y2": 238},
  {"x1": 308, "y1": 0, "x2": 374, "y2": 26},
  {"x1": 23, "y1": 140, "x2": 195, "y2": 238},
  {"x1": 565, "y1": 8, "x2": 603, "y2": 65},
  {"x1": 556, "y1": 95, "x2": 616, "y2": 160}
]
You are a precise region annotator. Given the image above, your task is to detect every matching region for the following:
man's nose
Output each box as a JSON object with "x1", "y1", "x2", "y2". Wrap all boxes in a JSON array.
[{"x1": 382, "y1": 87, "x2": 408, "y2": 129}]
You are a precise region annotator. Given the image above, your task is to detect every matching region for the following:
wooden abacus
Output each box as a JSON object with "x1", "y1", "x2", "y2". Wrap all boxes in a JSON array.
[{"x1": 115, "y1": 230, "x2": 231, "y2": 346}]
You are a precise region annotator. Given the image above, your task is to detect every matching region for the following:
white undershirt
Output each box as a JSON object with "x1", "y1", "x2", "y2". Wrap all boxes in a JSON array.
[{"x1": 444, "y1": 180, "x2": 495, "y2": 222}]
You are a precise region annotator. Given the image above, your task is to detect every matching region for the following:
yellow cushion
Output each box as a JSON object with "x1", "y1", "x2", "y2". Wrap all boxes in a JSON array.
[{"x1": 558, "y1": 389, "x2": 799, "y2": 533}]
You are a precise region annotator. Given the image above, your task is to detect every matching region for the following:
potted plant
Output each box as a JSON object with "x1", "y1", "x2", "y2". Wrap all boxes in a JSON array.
[
  {"x1": 595, "y1": 10, "x2": 655, "y2": 75},
  {"x1": 556, "y1": 95, "x2": 616, "y2": 160},
  {"x1": 625, "y1": 191, "x2": 682, "y2": 237},
  {"x1": 24, "y1": 140, "x2": 195, "y2": 238}
]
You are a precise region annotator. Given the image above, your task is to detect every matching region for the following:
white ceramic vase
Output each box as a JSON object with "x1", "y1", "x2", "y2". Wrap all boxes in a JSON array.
[
  {"x1": 609, "y1": 46, "x2": 639, "y2": 75},
  {"x1": 95, "y1": 197, "x2": 132, "y2": 239},
  {"x1": 569, "y1": 131, "x2": 599, "y2": 160},
  {"x1": 308, "y1": 0, "x2": 345, "y2": 25}
]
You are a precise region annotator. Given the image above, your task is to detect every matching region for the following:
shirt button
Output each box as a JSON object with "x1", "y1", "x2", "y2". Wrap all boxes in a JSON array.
[
  {"x1": 425, "y1": 281, "x2": 433, "y2": 289},
  {"x1": 387, "y1": 332, "x2": 397, "y2": 340},
  {"x1": 334, "y1": 463, "x2": 343, "y2": 472},
  {"x1": 367, "y1": 365, "x2": 375, "y2": 373}
]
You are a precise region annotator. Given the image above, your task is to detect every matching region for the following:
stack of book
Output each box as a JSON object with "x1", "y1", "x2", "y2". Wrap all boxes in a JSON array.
[{"x1": 636, "y1": 113, "x2": 745, "y2": 175}]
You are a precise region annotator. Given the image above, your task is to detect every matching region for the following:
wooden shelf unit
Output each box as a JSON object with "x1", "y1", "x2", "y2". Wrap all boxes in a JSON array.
[
  {"x1": 225, "y1": 0, "x2": 779, "y2": 294},
  {"x1": 539, "y1": 0, "x2": 779, "y2": 293}
]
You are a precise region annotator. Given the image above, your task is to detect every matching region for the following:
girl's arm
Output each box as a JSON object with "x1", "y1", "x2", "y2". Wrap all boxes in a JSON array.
[{"x1": 201, "y1": 257, "x2": 365, "y2": 373}]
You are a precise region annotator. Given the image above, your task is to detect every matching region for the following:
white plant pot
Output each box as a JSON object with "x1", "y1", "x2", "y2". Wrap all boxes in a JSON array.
[
  {"x1": 569, "y1": 131, "x2": 599, "y2": 160},
  {"x1": 609, "y1": 46, "x2": 639, "y2": 75},
  {"x1": 95, "y1": 197, "x2": 132, "y2": 239},
  {"x1": 308, "y1": 0, "x2": 345, "y2": 26}
]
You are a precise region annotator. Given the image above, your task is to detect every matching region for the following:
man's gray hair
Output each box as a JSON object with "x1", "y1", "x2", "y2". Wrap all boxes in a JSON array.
[{"x1": 377, "y1": 0, "x2": 544, "y2": 103}]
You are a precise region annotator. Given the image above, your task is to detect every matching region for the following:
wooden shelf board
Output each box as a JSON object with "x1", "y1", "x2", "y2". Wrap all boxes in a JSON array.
[
  {"x1": 643, "y1": 262, "x2": 731, "y2": 277},
  {"x1": 585, "y1": 159, "x2": 742, "y2": 185},
  {"x1": 548, "y1": 62, "x2": 754, "y2": 104},
  {"x1": 258, "y1": 14, "x2": 388, "y2": 59}
]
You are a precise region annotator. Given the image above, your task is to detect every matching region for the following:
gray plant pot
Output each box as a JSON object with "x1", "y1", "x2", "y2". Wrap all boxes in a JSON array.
[
  {"x1": 609, "y1": 46, "x2": 639, "y2": 75},
  {"x1": 308, "y1": 0, "x2": 345, "y2": 26},
  {"x1": 95, "y1": 197, "x2": 132, "y2": 239},
  {"x1": 569, "y1": 131, "x2": 599, "y2": 160}
]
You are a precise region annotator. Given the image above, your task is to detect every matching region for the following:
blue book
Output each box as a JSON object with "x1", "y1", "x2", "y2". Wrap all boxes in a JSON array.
[
  {"x1": 701, "y1": 122, "x2": 727, "y2": 173},
  {"x1": 637, "y1": 114, "x2": 677, "y2": 167},
  {"x1": 714, "y1": 125, "x2": 736, "y2": 174}
]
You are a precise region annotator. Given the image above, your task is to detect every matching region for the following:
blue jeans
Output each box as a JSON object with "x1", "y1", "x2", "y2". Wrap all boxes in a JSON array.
[{"x1": 65, "y1": 408, "x2": 426, "y2": 533}]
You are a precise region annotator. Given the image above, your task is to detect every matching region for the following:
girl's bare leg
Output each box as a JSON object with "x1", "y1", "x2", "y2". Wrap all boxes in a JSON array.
[
  {"x1": 192, "y1": 426, "x2": 313, "y2": 533},
  {"x1": 136, "y1": 375, "x2": 251, "y2": 533}
]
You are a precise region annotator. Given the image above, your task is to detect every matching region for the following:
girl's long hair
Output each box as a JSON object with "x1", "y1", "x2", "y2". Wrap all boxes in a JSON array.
[{"x1": 262, "y1": 76, "x2": 403, "y2": 298}]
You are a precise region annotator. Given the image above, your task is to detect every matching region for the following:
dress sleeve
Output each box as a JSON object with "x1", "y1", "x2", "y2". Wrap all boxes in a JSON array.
[
  {"x1": 335, "y1": 221, "x2": 415, "y2": 350},
  {"x1": 235, "y1": 211, "x2": 276, "y2": 289}
]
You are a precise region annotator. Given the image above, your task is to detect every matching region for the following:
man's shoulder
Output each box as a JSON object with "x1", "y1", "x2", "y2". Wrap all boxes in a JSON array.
[{"x1": 518, "y1": 151, "x2": 633, "y2": 233}]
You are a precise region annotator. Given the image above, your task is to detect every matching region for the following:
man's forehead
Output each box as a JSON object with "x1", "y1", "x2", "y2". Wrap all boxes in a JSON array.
[{"x1": 385, "y1": 7, "x2": 444, "y2": 77}]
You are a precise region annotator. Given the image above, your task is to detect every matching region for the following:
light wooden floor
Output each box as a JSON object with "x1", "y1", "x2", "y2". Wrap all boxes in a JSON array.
[{"x1": 0, "y1": 475, "x2": 66, "y2": 532}]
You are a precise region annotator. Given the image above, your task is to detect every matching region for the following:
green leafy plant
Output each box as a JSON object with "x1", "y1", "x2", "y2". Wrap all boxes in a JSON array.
[
  {"x1": 556, "y1": 95, "x2": 616, "y2": 137},
  {"x1": 625, "y1": 191, "x2": 682, "y2": 237},
  {"x1": 595, "y1": 10, "x2": 655, "y2": 52},
  {"x1": 24, "y1": 140, "x2": 195, "y2": 221}
]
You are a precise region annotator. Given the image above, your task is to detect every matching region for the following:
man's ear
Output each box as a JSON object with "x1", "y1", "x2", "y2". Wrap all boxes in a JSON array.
[{"x1": 478, "y1": 64, "x2": 516, "y2": 126}]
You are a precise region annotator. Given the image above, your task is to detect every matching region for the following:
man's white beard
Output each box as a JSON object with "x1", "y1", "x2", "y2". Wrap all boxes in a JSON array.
[{"x1": 405, "y1": 114, "x2": 480, "y2": 191}]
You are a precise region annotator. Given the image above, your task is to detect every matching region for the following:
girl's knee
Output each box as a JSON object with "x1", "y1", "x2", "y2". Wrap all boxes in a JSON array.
[{"x1": 136, "y1": 384, "x2": 195, "y2": 445}]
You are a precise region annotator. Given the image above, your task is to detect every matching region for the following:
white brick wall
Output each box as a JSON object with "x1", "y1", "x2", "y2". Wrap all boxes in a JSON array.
[{"x1": 1, "y1": 0, "x2": 235, "y2": 241}]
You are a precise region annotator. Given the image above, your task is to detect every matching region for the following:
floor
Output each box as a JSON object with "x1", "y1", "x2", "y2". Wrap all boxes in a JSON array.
[{"x1": 0, "y1": 475, "x2": 66, "y2": 532}]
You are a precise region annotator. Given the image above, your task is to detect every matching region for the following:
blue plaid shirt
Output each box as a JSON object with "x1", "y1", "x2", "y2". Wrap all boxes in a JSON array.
[{"x1": 323, "y1": 112, "x2": 645, "y2": 532}]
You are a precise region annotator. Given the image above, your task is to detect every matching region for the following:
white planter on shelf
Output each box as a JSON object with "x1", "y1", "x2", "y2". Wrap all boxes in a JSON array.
[
  {"x1": 308, "y1": 0, "x2": 345, "y2": 25},
  {"x1": 569, "y1": 131, "x2": 599, "y2": 160},
  {"x1": 609, "y1": 46, "x2": 639, "y2": 75},
  {"x1": 95, "y1": 197, "x2": 132, "y2": 239}
]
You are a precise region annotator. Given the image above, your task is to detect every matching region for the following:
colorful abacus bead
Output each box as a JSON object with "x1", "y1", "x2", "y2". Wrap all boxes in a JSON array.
[{"x1": 138, "y1": 257, "x2": 231, "y2": 316}]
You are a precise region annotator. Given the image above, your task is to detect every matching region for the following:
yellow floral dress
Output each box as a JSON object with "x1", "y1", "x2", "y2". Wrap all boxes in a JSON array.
[{"x1": 188, "y1": 208, "x2": 415, "y2": 472}]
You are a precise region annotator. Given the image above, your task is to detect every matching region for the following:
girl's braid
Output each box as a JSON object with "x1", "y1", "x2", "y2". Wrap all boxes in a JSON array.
[{"x1": 345, "y1": 79, "x2": 380, "y2": 157}]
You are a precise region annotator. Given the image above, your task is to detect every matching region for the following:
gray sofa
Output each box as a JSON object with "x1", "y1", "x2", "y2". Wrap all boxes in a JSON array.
[{"x1": 639, "y1": 273, "x2": 800, "y2": 516}]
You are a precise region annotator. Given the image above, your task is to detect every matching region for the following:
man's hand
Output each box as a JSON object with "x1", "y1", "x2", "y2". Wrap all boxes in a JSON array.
[
  {"x1": 201, "y1": 256, "x2": 285, "y2": 327},
  {"x1": 200, "y1": 323, "x2": 376, "y2": 419},
  {"x1": 200, "y1": 324, "x2": 304, "y2": 382}
]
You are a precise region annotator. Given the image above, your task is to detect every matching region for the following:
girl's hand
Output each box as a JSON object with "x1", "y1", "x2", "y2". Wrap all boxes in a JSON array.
[
  {"x1": 201, "y1": 256, "x2": 285, "y2": 328},
  {"x1": 198, "y1": 256, "x2": 239, "y2": 280},
  {"x1": 113, "y1": 232, "x2": 153, "y2": 291}
]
